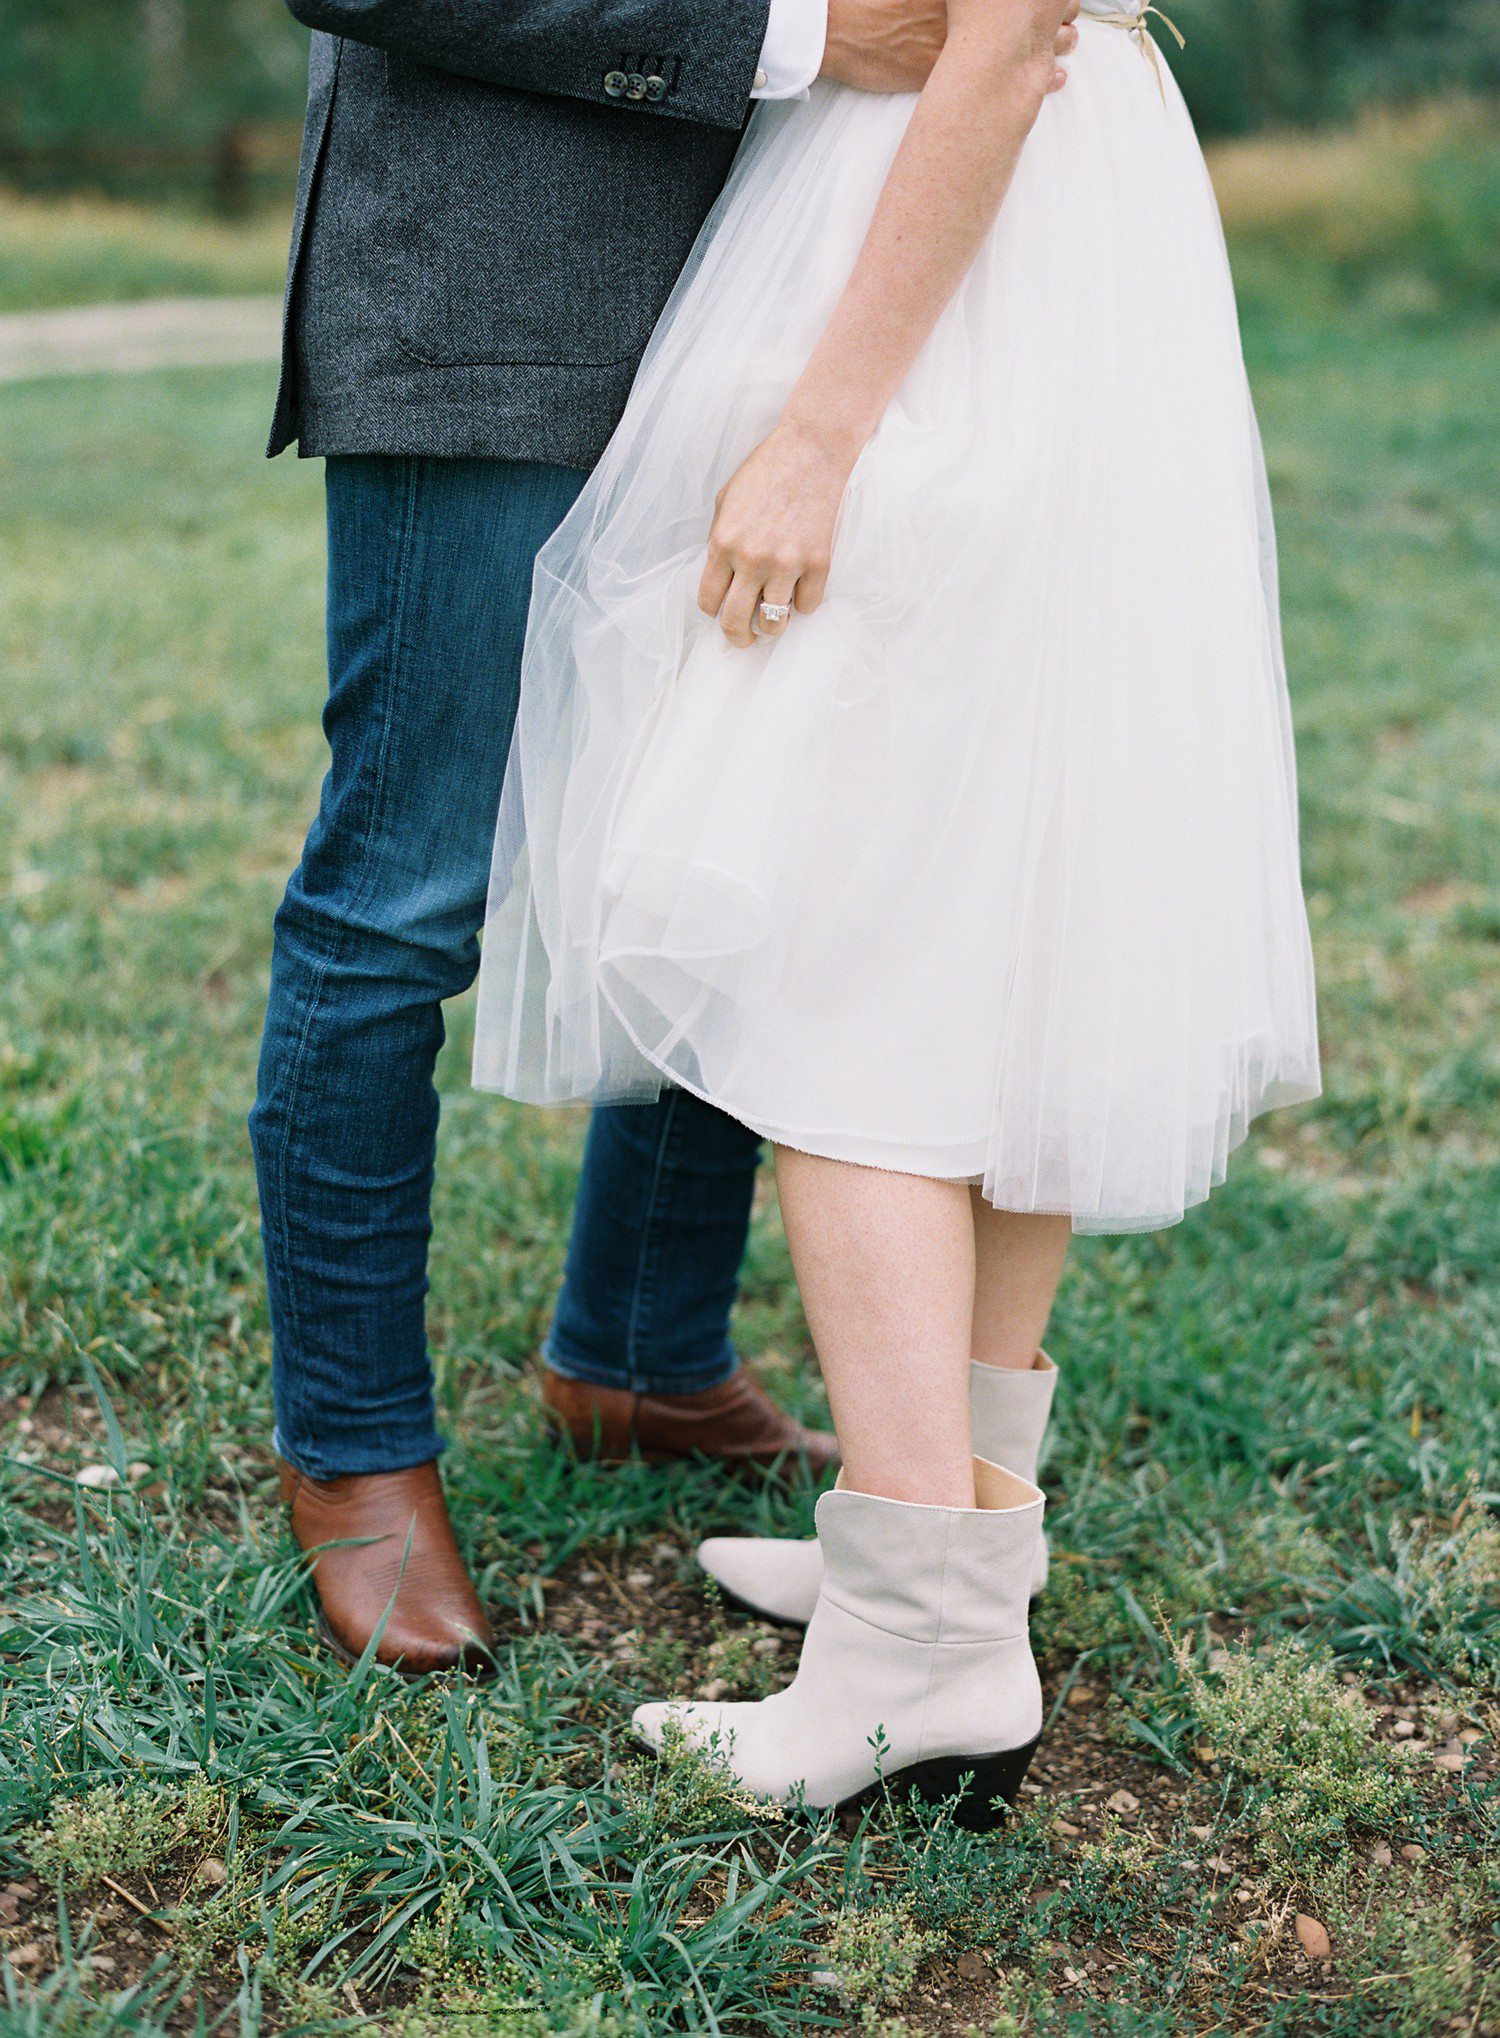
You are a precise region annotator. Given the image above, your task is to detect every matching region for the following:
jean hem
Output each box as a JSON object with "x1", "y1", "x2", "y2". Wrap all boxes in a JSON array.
[
  {"x1": 542, "y1": 1338, "x2": 740, "y2": 1399},
  {"x1": 272, "y1": 1425, "x2": 447, "y2": 1482}
]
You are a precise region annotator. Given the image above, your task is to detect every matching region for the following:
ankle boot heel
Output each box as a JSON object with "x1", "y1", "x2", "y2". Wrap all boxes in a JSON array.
[{"x1": 844, "y1": 1732, "x2": 1041, "y2": 1831}]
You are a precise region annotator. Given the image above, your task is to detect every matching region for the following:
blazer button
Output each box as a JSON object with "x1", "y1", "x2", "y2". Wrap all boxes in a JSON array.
[
  {"x1": 603, "y1": 69, "x2": 629, "y2": 97},
  {"x1": 625, "y1": 71, "x2": 649, "y2": 100},
  {"x1": 644, "y1": 74, "x2": 667, "y2": 101}
]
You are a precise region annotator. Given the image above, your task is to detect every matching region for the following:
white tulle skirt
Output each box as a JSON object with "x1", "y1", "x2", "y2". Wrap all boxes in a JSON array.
[{"x1": 472, "y1": 13, "x2": 1320, "y2": 1233}]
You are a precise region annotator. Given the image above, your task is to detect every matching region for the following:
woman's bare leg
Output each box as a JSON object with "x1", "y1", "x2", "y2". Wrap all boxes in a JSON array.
[
  {"x1": 970, "y1": 1200, "x2": 1072, "y2": 1370},
  {"x1": 773, "y1": 1150, "x2": 976, "y2": 1508}
]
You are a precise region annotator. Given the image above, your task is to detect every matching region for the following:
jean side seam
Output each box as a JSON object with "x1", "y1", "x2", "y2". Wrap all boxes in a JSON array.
[
  {"x1": 622, "y1": 1089, "x2": 684, "y2": 1392},
  {"x1": 265, "y1": 457, "x2": 424, "y2": 1450}
]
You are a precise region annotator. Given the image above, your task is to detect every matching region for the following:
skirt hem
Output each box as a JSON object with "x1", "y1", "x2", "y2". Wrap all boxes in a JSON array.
[{"x1": 471, "y1": 975, "x2": 1323, "y2": 1235}]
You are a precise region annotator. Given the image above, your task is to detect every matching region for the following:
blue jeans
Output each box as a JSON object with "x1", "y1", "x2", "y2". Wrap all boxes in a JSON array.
[{"x1": 251, "y1": 455, "x2": 763, "y2": 1479}]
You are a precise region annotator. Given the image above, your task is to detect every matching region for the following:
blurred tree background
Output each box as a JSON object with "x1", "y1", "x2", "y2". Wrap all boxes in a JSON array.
[
  {"x1": 0, "y1": 0, "x2": 1496, "y2": 212},
  {"x1": 1170, "y1": 0, "x2": 1497, "y2": 134},
  {"x1": 0, "y1": 0, "x2": 310, "y2": 210}
]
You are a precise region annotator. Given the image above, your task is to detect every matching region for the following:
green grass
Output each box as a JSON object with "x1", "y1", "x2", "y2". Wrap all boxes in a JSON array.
[
  {"x1": 0, "y1": 191, "x2": 289, "y2": 314},
  {"x1": 1, "y1": 194, "x2": 1498, "y2": 2029}
]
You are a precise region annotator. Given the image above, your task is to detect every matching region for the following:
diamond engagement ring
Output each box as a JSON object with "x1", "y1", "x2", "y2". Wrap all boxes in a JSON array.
[{"x1": 756, "y1": 601, "x2": 793, "y2": 630}]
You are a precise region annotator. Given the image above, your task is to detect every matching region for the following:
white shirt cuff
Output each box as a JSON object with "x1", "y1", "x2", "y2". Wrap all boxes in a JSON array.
[{"x1": 753, "y1": 0, "x2": 828, "y2": 99}]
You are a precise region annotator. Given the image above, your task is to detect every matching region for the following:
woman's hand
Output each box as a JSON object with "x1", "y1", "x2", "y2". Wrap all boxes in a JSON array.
[{"x1": 698, "y1": 419, "x2": 859, "y2": 647}]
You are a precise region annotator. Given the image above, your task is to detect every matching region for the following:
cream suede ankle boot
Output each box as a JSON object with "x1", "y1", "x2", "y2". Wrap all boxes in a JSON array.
[
  {"x1": 698, "y1": 1353, "x2": 1057, "y2": 1626},
  {"x1": 634, "y1": 1456, "x2": 1044, "y2": 1827}
]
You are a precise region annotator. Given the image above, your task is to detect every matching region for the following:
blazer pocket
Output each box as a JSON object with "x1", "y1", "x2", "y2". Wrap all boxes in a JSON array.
[{"x1": 383, "y1": 56, "x2": 683, "y2": 371}]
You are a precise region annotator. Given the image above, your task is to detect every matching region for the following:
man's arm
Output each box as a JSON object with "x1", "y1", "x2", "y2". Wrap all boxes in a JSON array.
[
  {"x1": 284, "y1": 0, "x2": 954, "y2": 129},
  {"x1": 757, "y1": 0, "x2": 949, "y2": 100},
  {"x1": 283, "y1": 0, "x2": 774, "y2": 128}
]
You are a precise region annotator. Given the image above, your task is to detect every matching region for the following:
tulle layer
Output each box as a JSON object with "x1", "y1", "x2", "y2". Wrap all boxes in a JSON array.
[{"x1": 473, "y1": 19, "x2": 1320, "y2": 1233}]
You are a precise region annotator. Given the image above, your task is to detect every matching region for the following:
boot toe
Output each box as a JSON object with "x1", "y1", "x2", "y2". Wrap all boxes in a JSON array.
[
  {"x1": 696, "y1": 1535, "x2": 823, "y2": 1626},
  {"x1": 631, "y1": 1700, "x2": 689, "y2": 1753},
  {"x1": 394, "y1": 1616, "x2": 497, "y2": 1682},
  {"x1": 631, "y1": 1699, "x2": 736, "y2": 1758}
]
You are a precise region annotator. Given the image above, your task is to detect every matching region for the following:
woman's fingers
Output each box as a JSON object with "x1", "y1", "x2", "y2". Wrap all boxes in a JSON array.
[
  {"x1": 697, "y1": 545, "x2": 734, "y2": 619},
  {"x1": 714, "y1": 559, "x2": 806, "y2": 648},
  {"x1": 718, "y1": 567, "x2": 765, "y2": 648},
  {"x1": 707, "y1": 549, "x2": 829, "y2": 644},
  {"x1": 795, "y1": 558, "x2": 830, "y2": 616},
  {"x1": 1051, "y1": 2, "x2": 1080, "y2": 87}
]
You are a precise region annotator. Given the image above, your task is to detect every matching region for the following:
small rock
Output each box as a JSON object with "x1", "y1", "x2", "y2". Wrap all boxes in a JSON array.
[
  {"x1": 1188, "y1": 1823, "x2": 1214, "y2": 1841},
  {"x1": 751, "y1": 1635, "x2": 781, "y2": 1656},
  {"x1": 1065, "y1": 1682, "x2": 1094, "y2": 1707},
  {"x1": 0, "y1": 1893, "x2": 18, "y2": 1924},
  {"x1": 577, "y1": 1569, "x2": 599, "y2": 1586},
  {"x1": 127, "y1": 1462, "x2": 151, "y2": 1483},
  {"x1": 1369, "y1": 1841, "x2": 1393, "y2": 1865},
  {"x1": 1460, "y1": 1728, "x2": 1483, "y2": 1746},
  {"x1": 1235, "y1": 1887, "x2": 1254, "y2": 1904},
  {"x1": 7, "y1": 1944, "x2": 42, "y2": 1967},
  {"x1": 2, "y1": 1883, "x2": 36, "y2": 1902},
  {"x1": 956, "y1": 1950, "x2": 989, "y2": 1981},
  {"x1": 195, "y1": 1857, "x2": 228, "y2": 1887},
  {"x1": 698, "y1": 1678, "x2": 730, "y2": 1701},
  {"x1": 1055, "y1": 1819, "x2": 1081, "y2": 1838},
  {"x1": 1400, "y1": 1844, "x2": 1427, "y2": 1863},
  {"x1": 89, "y1": 1955, "x2": 116, "y2": 1974},
  {"x1": 1433, "y1": 1743, "x2": 1466, "y2": 1774},
  {"x1": 1391, "y1": 1719, "x2": 1417, "y2": 1738},
  {"x1": 75, "y1": 1464, "x2": 121, "y2": 1489},
  {"x1": 1435, "y1": 1710, "x2": 1460, "y2": 1736},
  {"x1": 1294, "y1": 1914, "x2": 1332, "y2": 1962},
  {"x1": 626, "y1": 1570, "x2": 654, "y2": 1589},
  {"x1": 1105, "y1": 1788, "x2": 1139, "y2": 1816}
]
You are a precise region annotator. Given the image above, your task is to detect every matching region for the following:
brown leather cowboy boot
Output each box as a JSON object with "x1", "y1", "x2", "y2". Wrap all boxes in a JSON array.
[
  {"x1": 541, "y1": 1365, "x2": 838, "y2": 1478},
  {"x1": 280, "y1": 1459, "x2": 496, "y2": 1679}
]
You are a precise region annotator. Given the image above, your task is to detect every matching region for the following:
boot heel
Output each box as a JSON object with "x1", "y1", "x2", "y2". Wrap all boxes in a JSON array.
[{"x1": 840, "y1": 1733, "x2": 1041, "y2": 1832}]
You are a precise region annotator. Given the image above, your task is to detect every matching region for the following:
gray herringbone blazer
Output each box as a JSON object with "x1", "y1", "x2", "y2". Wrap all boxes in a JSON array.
[{"x1": 269, "y1": 0, "x2": 771, "y2": 468}]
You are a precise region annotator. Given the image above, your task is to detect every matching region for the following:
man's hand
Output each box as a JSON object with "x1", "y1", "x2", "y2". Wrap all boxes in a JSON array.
[{"x1": 821, "y1": 0, "x2": 1080, "y2": 96}]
